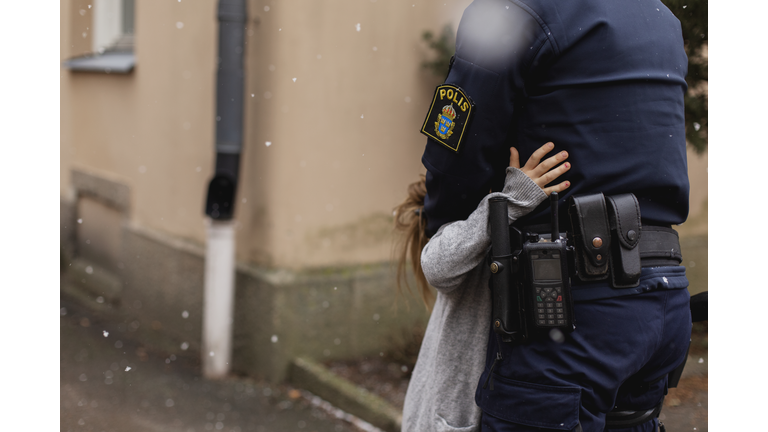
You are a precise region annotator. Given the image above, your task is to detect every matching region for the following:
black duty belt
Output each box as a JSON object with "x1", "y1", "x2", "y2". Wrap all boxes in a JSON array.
[
  {"x1": 516, "y1": 192, "x2": 681, "y2": 289},
  {"x1": 521, "y1": 223, "x2": 682, "y2": 268}
]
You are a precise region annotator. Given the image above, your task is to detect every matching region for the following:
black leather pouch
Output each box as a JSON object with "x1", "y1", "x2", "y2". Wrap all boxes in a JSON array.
[
  {"x1": 568, "y1": 193, "x2": 610, "y2": 281},
  {"x1": 606, "y1": 194, "x2": 642, "y2": 288}
]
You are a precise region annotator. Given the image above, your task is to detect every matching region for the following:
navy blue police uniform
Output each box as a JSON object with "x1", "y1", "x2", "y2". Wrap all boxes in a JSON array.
[{"x1": 419, "y1": 0, "x2": 692, "y2": 430}]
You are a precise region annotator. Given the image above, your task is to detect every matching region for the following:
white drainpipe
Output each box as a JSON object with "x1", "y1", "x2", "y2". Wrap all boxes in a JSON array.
[
  {"x1": 202, "y1": 219, "x2": 236, "y2": 379},
  {"x1": 202, "y1": 0, "x2": 247, "y2": 380}
]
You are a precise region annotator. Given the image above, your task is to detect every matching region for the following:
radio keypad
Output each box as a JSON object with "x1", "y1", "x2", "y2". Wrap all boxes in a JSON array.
[{"x1": 536, "y1": 285, "x2": 564, "y2": 326}]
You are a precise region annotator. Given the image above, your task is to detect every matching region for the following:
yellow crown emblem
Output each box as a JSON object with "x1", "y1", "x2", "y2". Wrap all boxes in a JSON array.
[{"x1": 441, "y1": 104, "x2": 457, "y2": 120}]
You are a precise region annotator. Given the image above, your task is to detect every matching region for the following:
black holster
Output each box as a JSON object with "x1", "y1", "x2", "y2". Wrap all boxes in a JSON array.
[
  {"x1": 568, "y1": 193, "x2": 643, "y2": 288},
  {"x1": 488, "y1": 198, "x2": 525, "y2": 341}
]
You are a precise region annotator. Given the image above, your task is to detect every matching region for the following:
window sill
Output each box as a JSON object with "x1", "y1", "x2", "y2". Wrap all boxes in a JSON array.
[{"x1": 63, "y1": 51, "x2": 135, "y2": 74}]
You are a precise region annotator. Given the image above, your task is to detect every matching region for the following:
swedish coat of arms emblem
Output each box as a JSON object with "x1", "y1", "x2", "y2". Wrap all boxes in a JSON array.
[{"x1": 435, "y1": 104, "x2": 457, "y2": 139}]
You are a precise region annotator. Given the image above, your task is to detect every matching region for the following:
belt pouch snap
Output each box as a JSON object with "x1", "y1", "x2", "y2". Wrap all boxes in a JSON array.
[
  {"x1": 606, "y1": 194, "x2": 642, "y2": 288},
  {"x1": 568, "y1": 193, "x2": 610, "y2": 281}
]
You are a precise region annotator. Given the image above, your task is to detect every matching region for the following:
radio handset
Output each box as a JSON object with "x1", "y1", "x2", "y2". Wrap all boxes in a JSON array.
[
  {"x1": 489, "y1": 192, "x2": 575, "y2": 343},
  {"x1": 521, "y1": 192, "x2": 575, "y2": 335}
]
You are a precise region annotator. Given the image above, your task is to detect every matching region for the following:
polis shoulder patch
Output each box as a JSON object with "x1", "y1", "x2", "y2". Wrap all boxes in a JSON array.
[{"x1": 420, "y1": 84, "x2": 475, "y2": 152}]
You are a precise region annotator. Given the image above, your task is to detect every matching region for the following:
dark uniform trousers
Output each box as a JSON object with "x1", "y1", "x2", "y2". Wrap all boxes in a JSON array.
[{"x1": 475, "y1": 268, "x2": 692, "y2": 432}]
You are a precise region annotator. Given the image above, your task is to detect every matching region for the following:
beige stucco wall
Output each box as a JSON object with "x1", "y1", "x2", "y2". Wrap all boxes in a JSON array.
[
  {"x1": 61, "y1": 0, "x2": 471, "y2": 269},
  {"x1": 238, "y1": 0, "x2": 470, "y2": 268},
  {"x1": 678, "y1": 147, "x2": 708, "y2": 238},
  {"x1": 61, "y1": 0, "x2": 706, "y2": 270},
  {"x1": 62, "y1": 0, "x2": 218, "y2": 246}
]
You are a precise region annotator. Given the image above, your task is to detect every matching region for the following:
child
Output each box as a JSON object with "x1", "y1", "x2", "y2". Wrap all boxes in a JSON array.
[{"x1": 395, "y1": 143, "x2": 570, "y2": 432}]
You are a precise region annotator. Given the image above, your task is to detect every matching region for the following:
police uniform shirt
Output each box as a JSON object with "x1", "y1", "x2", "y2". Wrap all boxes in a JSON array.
[{"x1": 421, "y1": 0, "x2": 690, "y2": 237}]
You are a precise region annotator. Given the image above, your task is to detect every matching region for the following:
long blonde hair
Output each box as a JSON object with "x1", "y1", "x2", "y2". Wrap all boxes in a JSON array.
[{"x1": 393, "y1": 175, "x2": 433, "y2": 308}]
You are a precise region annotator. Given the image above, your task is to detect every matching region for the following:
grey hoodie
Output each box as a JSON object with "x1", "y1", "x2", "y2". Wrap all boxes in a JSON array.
[{"x1": 401, "y1": 167, "x2": 547, "y2": 432}]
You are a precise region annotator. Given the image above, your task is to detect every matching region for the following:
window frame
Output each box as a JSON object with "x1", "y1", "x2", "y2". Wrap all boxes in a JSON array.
[{"x1": 64, "y1": 0, "x2": 136, "y2": 74}]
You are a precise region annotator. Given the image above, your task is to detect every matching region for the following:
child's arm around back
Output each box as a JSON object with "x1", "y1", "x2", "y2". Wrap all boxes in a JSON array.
[{"x1": 421, "y1": 143, "x2": 571, "y2": 293}]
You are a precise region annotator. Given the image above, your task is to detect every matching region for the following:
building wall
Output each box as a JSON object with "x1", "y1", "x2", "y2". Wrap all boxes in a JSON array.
[
  {"x1": 61, "y1": 0, "x2": 470, "y2": 270},
  {"x1": 237, "y1": 0, "x2": 466, "y2": 268},
  {"x1": 62, "y1": 0, "x2": 218, "y2": 252},
  {"x1": 60, "y1": 0, "x2": 469, "y2": 380}
]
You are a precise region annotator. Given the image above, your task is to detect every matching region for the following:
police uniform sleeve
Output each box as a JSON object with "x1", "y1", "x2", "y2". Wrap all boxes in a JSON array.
[{"x1": 421, "y1": 0, "x2": 554, "y2": 237}]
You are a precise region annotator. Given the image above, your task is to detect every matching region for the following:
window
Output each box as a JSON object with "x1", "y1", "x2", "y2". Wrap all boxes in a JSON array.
[
  {"x1": 64, "y1": 0, "x2": 136, "y2": 74},
  {"x1": 92, "y1": 0, "x2": 134, "y2": 53}
]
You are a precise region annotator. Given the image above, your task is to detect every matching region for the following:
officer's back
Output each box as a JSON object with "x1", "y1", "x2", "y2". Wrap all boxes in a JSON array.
[{"x1": 422, "y1": 0, "x2": 690, "y2": 234}]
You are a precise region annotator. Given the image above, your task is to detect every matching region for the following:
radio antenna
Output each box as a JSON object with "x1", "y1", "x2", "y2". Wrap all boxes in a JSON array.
[{"x1": 550, "y1": 192, "x2": 559, "y2": 242}]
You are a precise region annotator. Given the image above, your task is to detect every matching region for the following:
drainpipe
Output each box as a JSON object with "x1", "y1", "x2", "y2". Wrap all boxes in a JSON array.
[{"x1": 202, "y1": 0, "x2": 247, "y2": 379}]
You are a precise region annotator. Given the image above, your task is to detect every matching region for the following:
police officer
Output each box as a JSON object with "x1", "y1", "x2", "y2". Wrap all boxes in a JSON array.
[{"x1": 419, "y1": 0, "x2": 692, "y2": 430}]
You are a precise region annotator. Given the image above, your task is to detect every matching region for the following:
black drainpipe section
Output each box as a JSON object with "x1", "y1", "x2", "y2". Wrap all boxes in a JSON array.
[{"x1": 205, "y1": 0, "x2": 247, "y2": 220}]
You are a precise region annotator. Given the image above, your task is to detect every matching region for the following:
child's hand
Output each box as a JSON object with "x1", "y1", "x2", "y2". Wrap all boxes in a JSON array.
[{"x1": 509, "y1": 142, "x2": 571, "y2": 196}]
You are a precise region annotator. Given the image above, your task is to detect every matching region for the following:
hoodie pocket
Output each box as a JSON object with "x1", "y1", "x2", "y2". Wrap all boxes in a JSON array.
[{"x1": 434, "y1": 412, "x2": 478, "y2": 432}]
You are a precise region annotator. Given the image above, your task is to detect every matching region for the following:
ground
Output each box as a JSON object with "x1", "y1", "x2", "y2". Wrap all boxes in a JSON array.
[
  {"x1": 62, "y1": 290, "x2": 707, "y2": 432},
  {"x1": 60, "y1": 297, "x2": 366, "y2": 432}
]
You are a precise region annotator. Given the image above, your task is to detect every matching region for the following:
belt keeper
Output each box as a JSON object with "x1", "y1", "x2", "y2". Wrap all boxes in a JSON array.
[{"x1": 606, "y1": 194, "x2": 642, "y2": 288}]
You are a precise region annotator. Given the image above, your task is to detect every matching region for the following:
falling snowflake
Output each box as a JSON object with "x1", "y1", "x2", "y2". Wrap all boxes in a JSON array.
[{"x1": 103, "y1": 331, "x2": 109, "y2": 337}]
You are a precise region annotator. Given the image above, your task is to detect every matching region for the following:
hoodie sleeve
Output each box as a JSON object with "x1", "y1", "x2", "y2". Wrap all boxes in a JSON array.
[{"x1": 421, "y1": 167, "x2": 548, "y2": 293}]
